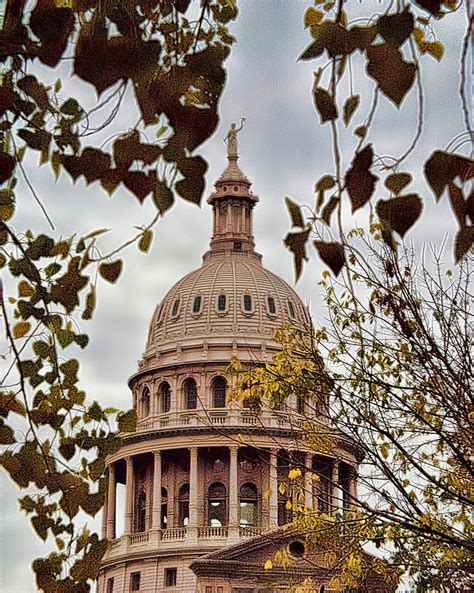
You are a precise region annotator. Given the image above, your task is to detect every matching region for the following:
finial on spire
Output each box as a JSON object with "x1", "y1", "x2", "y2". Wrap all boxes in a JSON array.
[{"x1": 223, "y1": 117, "x2": 246, "y2": 159}]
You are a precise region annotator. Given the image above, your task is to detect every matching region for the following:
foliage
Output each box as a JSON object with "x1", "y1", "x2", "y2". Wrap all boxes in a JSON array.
[
  {"x1": 230, "y1": 236, "x2": 473, "y2": 591},
  {"x1": 284, "y1": 0, "x2": 473, "y2": 279},
  {"x1": 0, "y1": 1, "x2": 237, "y2": 591}
]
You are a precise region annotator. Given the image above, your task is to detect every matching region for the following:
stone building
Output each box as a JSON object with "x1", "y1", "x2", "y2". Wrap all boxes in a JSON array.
[{"x1": 97, "y1": 141, "x2": 380, "y2": 593}]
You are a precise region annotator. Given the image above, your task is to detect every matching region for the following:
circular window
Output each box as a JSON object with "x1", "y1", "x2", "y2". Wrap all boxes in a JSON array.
[
  {"x1": 233, "y1": 186, "x2": 238, "y2": 191},
  {"x1": 288, "y1": 540, "x2": 305, "y2": 558}
]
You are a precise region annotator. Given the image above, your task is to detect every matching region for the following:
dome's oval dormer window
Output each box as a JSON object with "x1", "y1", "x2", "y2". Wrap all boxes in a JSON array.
[
  {"x1": 216, "y1": 293, "x2": 228, "y2": 315},
  {"x1": 192, "y1": 295, "x2": 202, "y2": 315},
  {"x1": 242, "y1": 293, "x2": 253, "y2": 314},
  {"x1": 287, "y1": 299, "x2": 296, "y2": 320},
  {"x1": 267, "y1": 296, "x2": 277, "y2": 316},
  {"x1": 171, "y1": 298, "x2": 181, "y2": 318}
]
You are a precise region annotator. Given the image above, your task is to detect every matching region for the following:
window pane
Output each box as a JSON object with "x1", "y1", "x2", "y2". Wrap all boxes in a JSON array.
[
  {"x1": 212, "y1": 377, "x2": 226, "y2": 408},
  {"x1": 171, "y1": 299, "x2": 180, "y2": 316},
  {"x1": 218, "y1": 294, "x2": 226, "y2": 311},
  {"x1": 164, "y1": 568, "x2": 177, "y2": 587},
  {"x1": 239, "y1": 501, "x2": 256, "y2": 526},
  {"x1": 288, "y1": 300, "x2": 295, "y2": 318},
  {"x1": 267, "y1": 296, "x2": 276, "y2": 314},
  {"x1": 243, "y1": 294, "x2": 252, "y2": 311},
  {"x1": 192, "y1": 295, "x2": 202, "y2": 313}
]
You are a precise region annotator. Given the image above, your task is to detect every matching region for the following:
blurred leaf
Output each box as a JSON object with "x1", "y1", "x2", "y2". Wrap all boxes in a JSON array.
[
  {"x1": 425, "y1": 40, "x2": 445, "y2": 61},
  {"x1": 82, "y1": 285, "x2": 96, "y2": 320},
  {"x1": 314, "y1": 240, "x2": 345, "y2": 276},
  {"x1": 285, "y1": 197, "x2": 305, "y2": 228},
  {"x1": 13, "y1": 321, "x2": 31, "y2": 338},
  {"x1": 153, "y1": 181, "x2": 174, "y2": 214},
  {"x1": 354, "y1": 125, "x2": 367, "y2": 138},
  {"x1": 321, "y1": 195, "x2": 339, "y2": 226},
  {"x1": 424, "y1": 151, "x2": 473, "y2": 200},
  {"x1": 117, "y1": 409, "x2": 137, "y2": 432},
  {"x1": 454, "y1": 226, "x2": 474, "y2": 262},
  {"x1": 138, "y1": 229, "x2": 153, "y2": 253},
  {"x1": 448, "y1": 183, "x2": 467, "y2": 228}
]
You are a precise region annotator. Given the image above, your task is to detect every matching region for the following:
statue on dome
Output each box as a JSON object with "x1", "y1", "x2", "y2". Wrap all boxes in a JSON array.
[{"x1": 224, "y1": 117, "x2": 246, "y2": 157}]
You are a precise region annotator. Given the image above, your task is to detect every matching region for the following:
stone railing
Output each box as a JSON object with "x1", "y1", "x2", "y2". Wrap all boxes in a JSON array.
[
  {"x1": 160, "y1": 527, "x2": 186, "y2": 541},
  {"x1": 136, "y1": 409, "x2": 310, "y2": 434},
  {"x1": 198, "y1": 526, "x2": 228, "y2": 538},
  {"x1": 239, "y1": 525, "x2": 262, "y2": 537},
  {"x1": 129, "y1": 532, "x2": 149, "y2": 546}
]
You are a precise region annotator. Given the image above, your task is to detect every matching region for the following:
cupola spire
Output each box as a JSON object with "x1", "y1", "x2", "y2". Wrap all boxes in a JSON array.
[{"x1": 206, "y1": 119, "x2": 259, "y2": 259}]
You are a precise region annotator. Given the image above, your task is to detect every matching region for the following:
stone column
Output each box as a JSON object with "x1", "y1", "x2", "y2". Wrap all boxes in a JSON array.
[
  {"x1": 228, "y1": 445, "x2": 240, "y2": 541},
  {"x1": 331, "y1": 459, "x2": 339, "y2": 514},
  {"x1": 152, "y1": 451, "x2": 162, "y2": 530},
  {"x1": 124, "y1": 456, "x2": 134, "y2": 534},
  {"x1": 187, "y1": 447, "x2": 198, "y2": 544},
  {"x1": 106, "y1": 464, "x2": 115, "y2": 539},
  {"x1": 269, "y1": 449, "x2": 279, "y2": 529},
  {"x1": 304, "y1": 453, "x2": 313, "y2": 510},
  {"x1": 348, "y1": 466, "x2": 357, "y2": 509}
]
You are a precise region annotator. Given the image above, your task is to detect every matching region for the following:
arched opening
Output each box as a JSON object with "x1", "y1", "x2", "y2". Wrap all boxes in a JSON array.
[
  {"x1": 217, "y1": 293, "x2": 227, "y2": 312},
  {"x1": 178, "y1": 483, "x2": 189, "y2": 526},
  {"x1": 160, "y1": 381, "x2": 171, "y2": 413},
  {"x1": 141, "y1": 387, "x2": 150, "y2": 417},
  {"x1": 212, "y1": 376, "x2": 227, "y2": 408},
  {"x1": 278, "y1": 489, "x2": 293, "y2": 527},
  {"x1": 161, "y1": 487, "x2": 168, "y2": 529},
  {"x1": 183, "y1": 378, "x2": 197, "y2": 410},
  {"x1": 239, "y1": 482, "x2": 258, "y2": 527},
  {"x1": 267, "y1": 296, "x2": 276, "y2": 315},
  {"x1": 208, "y1": 482, "x2": 227, "y2": 527},
  {"x1": 297, "y1": 393, "x2": 305, "y2": 415},
  {"x1": 135, "y1": 489, "x2": 146, "y2": 532}
]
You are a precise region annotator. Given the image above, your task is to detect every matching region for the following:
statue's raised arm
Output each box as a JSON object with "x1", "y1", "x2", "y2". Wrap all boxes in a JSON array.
[{"x1": 224, "y1": 117, "x2": 246, "y2": 158}]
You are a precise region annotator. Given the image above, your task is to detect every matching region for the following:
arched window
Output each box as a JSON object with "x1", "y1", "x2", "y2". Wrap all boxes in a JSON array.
[
  {"x1": 208, "y1": 482, "x2": 227, "y2": 527},
  {"x1": 171, "y1": 298, "x2": 180, "y2": 317},
  {"x1": 297, "y1": 394, "x2": 305, "y2": 415},
  {"x1": 192, "y1": 295, "x2": 202, "y2": 314},
  {"x1": 183, "y1": 378, "x2": 197, "y2": 410},
  {"x1": 287, "y1": 300, "x2": 296, "y2": 319},
  {"x1": 141, "y1": 387, "x2": 150, "y2": 417},
  {"x1": 267, "y1": 296, "x2": 276, "y2": 315},
  {"x1": 136, "y1": 489, "x2": 146, "y2": 532},
  {"x1": 178, "y1": 483, "x2": 189, "y2": 526},
  {"x1": 217, "y1": 293, "x2": 226, "y2": 312},
  {"x1": 160, "y1": 382, "x2": 171, "y2": 413},
  {"x1": 243, "y1": 294, "x2": 252, "y2": 312},
  {"x1": 212, "y1": 376, "x2": 227, "y2": 408},
  {"x1": 239, "y1": 482, "x2": 258, "y2": 527},
  {"x1": 278, "y1": 489, "x2": 293, "y2": 527},
  {"x1": 161, "y1": 487, "x2": 168, "y2": 529}
]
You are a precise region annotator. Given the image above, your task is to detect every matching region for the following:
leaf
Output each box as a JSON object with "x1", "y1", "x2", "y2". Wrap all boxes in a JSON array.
[
  {"x1": 17, "y1": 128, "x2": 51, "y2": 153},
  {"x1": 99, "y1": 260, "x2": 123, "y2": 284},
  {"x1": 304, "y1": 7, "x2": 323, "y2": 27},
  {"x1": 13, "y1": 322, "x2": 31, "y2": 338},
  {"x1": 174, "y1": 155, "x2": 208, "y2": 205},
  {"x1": 313, "y1": 87, "x2": 338, "y2": 123},
  {"x1": 448, "y1": 183, "x2": 467, "y2": 227},
  {"x1": 264, "y1": 559, "x2": 273, "y2": 570},
  {"x1": 153, "y1": 181, "x2": 174, "y2": 214},
  {"x1": 122, "y1": 170, "x2": 154, "y2": 203},
  {"x1": 343, "y1": 95, "x2": 360, "y2": 126},
  {"x1": 354, "y1": 125, "x2": 367, "y2": 138},
  {"x1": 376, "y1": 194, "x2": 423, "y2": 237},
  {"x1": 466, "y1": 190, "x2": 474, "y2": 223},
  {"x1": 50, "y1": 257, "x2": 89, "y2": 313},
  {"x1": 313, "y1": 241, "x2": 345, "y2": 276},
  {"x1": 345, "y1": 145, "x2": 378, "y2": 212},
  {"x1": 385, "y1": 172, "x2": 412, "y2": 195},
  {"x1": 316, "y1": 175, "x2": 336, "y2": 192},
  {"x1": 424, "y1": 151, "x2": 474, "y2": 200},
  {"x1": 425, "y1": 40, "x2": 444, "y2": 61},
  {"x1": 82, "y1": 285, "x2": 96, "y2": 320},
  {"x1": 0, "y1": 188, "x2": 15, "y2": 221},
  {"x1": 377, "y1": 9, "x2": 414, "y2": 48},
  {"x1": 321, "y1": 196, "x2": 339, "y2": 226},
  {"x1": 284, "y1": 229, "x2": 311, "y2": 281},
  {"x1": 285, "y1": 197, "x2": 305, "y2": 228},
  {"x1": 454, "y1": 226, "x2": 474, "y2": 263},
  {"x1": 29, "y1": 4, "x2": 75, "y2": 67},
  {"x1": 138, "y1": 229, "x2": 153, "y2": 253},
  {"x1": 366, "y1": 44, "x2": 416, "y2": 107},
  {"x1": 113, "y1": 130, "x2": 161, "y2": 168},
  {"x1": 61, "y1": 148, "x2": 111, "y2": 185},
  {"x1": 414, "y1": 0, "x2": 442, "y2": 17},
  {"x1": 117, "y1": 409, "x2": 137, "y2": 432}
]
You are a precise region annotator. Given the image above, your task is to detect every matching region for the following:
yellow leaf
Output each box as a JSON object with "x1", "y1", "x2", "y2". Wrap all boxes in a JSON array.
[
  {"x1": 426, "y1": 40, "x2": 444, "y2": 61},
  {"x1": 285, "y1": 499, "x2": 292, "y2": 510},
  {"x1": 278, "y1": 482, "x2": 286, "y2": 495},
  {"x1": 288, "y1": 468, "x2": 302, "y2": 480},
  {"x1": 264, "y1": 559, "x2": 273, "y2": 570},
  {"x1": 13, "y1": 321, "x2": 31, "y2": 338},
  {"x1": 304, "y1": 7, "x2": 323, "y2": 27}
]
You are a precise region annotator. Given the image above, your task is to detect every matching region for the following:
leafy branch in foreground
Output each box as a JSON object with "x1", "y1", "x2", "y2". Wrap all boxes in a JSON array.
[
  {"x1": 284, "y1": 0, "x2": 473, "y2": 279},
  {"x1": 230, "y1": 236, "x2": 473, "y2": 592},
  {"x1": 0, "y1": 1, "x2": 238, "y2": 591}
]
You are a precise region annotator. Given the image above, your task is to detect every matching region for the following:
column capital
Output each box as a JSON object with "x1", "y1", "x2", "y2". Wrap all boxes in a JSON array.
[
  {"x1": 229, "y1": 444, "x2": 239, "y2": 454},
  {"x1": 153, "y1": 450, "x2": 161, "y2": 459}
]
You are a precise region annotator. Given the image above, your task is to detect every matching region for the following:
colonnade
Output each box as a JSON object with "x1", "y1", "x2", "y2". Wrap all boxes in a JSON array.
[{"x1": 103, "y1": 446, "x2": 357, "y2": 541}]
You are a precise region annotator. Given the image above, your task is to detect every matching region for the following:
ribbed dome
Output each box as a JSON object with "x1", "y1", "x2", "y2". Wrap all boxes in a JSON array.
[{"x1": 145, "y1": 252, "x2": 308, "y2": 354}]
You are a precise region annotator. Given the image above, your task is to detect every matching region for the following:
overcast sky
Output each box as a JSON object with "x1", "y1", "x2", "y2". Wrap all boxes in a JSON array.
[{"x1": 0, "y1": 1, "x2": 470, "y2": 591}]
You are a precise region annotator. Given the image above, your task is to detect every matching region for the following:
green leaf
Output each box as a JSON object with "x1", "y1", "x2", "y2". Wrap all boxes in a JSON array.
[
  {"x1": 313, "y1": 87, "x2": 338, "y2": 123},
  {"x1": 138, "y1": 229, "x2": 153, "y2": 253},
  {"x1": 385, "y1": 172, "x2": 412, "y2": 195},
  {"x1": 376, "y1": 194, "x2": 423, "y2": 238},
  {"x1": 313, "y1": 241, "x2": 345, "y2": 276},
  {"x1": 284, "y1": 229, "x2": 311, "y2": 281},
  {"x1": 99, "y1": 260, "x2": 123, "y2": 284},
  {"x1": 425, "y1": 40, "x2": 444, "y2": 61},
  {"x1": 285, "y1": 197, "x2": 305, "y2": 229},
  {"x1": 343, "y1": 95, "x2": 360, "y2": 126}
]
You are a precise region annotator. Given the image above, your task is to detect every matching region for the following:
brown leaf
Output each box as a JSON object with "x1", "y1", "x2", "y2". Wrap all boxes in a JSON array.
[
  {"x1": 313, "y1": 88, "x2": 338, "y2": 123},
  {"x1": 424, "y1": 151, "x2": 474, "y2": 200},
  {"x1": 313, "y1": 241, "x2": 345, "y2": 276},
  {"x1": 285, "y1": 197, "x2": 305, "y2": 228},
  {"x1": 152, "y1": 181, "x2": 174, "y2": 214},
  {"x1": 175, "y1": 155, "x2": 207, "y2": 204},
  {"x1": 61, "y1": 148, "x2": 111, "y2": 185},
  {"x1": 113, "y1": 130, "x2": 161, "y2": 169},
  {"x1": 321, "y1": 196, "x2": 339, "y2": 226},
  {"x1": 122, "y1": 171, "x2": 154, "y2": 203},
  {"x1": 366, "y1": 44, "x2": 416, "y2": 107},
  {"x1": 0, "y1": 153, "x2": 15, "y2": 184},
  {"x1": 99, "y1": 260, "x2": 123, "y2": 284},
  {"x1": 284, "y1": 229, "x2": 311, "y2": 281},
  {"x1": 454, "y1": 226, "x2": 474, "y2": 262},
  {"x1": 377, "y1": 9, "x2": 414, "y2": 48},
  {"x1": 343, "y1": 95, "x2": 360, "y2": 126},
  {"x1": 385, "y1": 172, "x2": 412, "y2": 195},
  {"x1": 17, "y1": 128, "x2": 51, "y2": 153},
  {"x1": 448, "y1": 183, "x2": 467, "y2": 228},
  {"x1": 50, "y1": 257, "x2": 89, "y2": 313},
  {"x1": 376, "y1": 194, "x2": 423, "y2": 238},
  {"x1": 466, "y1": 190, "x2": 474, "y2": 223},
  {"x1": 345, "y1": 145, "x2": 378, "y2": 212},
  {"x1": 300, "y1": 22, "x2": 359, "y2": 60},
  {"x1": 29, "y1": 3, "x2": 75, "y2": 67},
  {"x1": 414, "y1": 0, "x2": 442, "y2": 17}
]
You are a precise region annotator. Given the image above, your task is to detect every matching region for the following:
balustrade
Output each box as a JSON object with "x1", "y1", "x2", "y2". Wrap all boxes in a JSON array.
[
  {"x1": 129, "y1": 532, "x2": 149, "y2": 546},
  {"x1": 239, "y1": 526, "x2": 262, "y2": 537},
  {"x1": 198, "y1": 526, "x2": 228, "y2": 538},
  {"x1": 160, "y1": 527, "x2": 186, "y2": 541}
]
